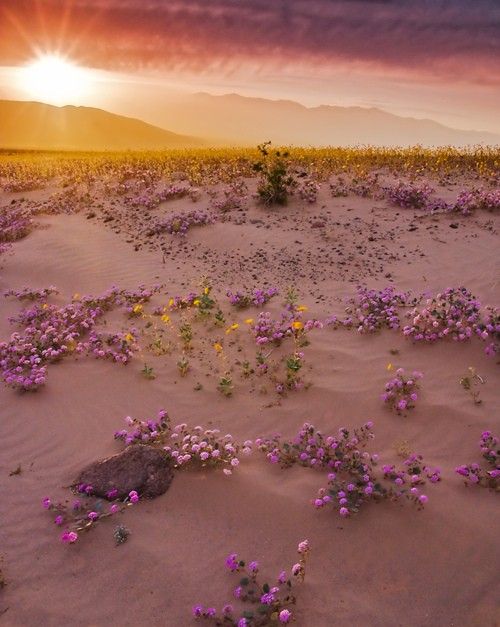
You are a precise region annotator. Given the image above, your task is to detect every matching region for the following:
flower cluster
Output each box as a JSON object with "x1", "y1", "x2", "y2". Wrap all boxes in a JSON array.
[
  {"x1": 251, "y1": 311, "x2": 320, "y2": 346},
  {"x1": 257, "y1": 422, "x2": 440, "y2": 517},
  {"x1": 227, "y1": 287, "x2": 278, "y2": 309},
  {"x1": 3, "y1": 179, "x2": 45, "y2": 193},
  {"x1": 80, "y1": 330, "x2": 136, "y2": 363},
  {"x1": 455, "y1": 431, "x2": 499, "y2": 490},
  {"x1": 384, "y1": 181, "x2": 434, "y2": 209},
  {"x1": 296, "y1": 176, "x2": 320, "y2": 203},
  {"x1": 474, "y1": 305, "x2": 499, "y2": 357},
  {"x1": 402, "y1": 287, "x2": 481, "y2": 343},
  {"x1": 257, "y1": 421, "x2": 375, "y2": 470},
  {"x1": 0, "y1": 287, "x2": 150, "y2": 390},
  {"x1": 452, "y1": 188, "x2": 500, "y2": 215},
  {"x1": 329, "y1": 178, "x2": 349, "y2": 197},
  {"x1": 125, "y1": 184, "x2": 196, "y2": 209},
  {"x1": 42, "y1": 489, "x2": 139, "y2": 545},
  {"x1": 211, "y1": 179, "x2": 248, "y2": 213},
  {"x1": 4, "y1": 285, "x2": 59, "y2": 301},
  {"x1": 193, "y1": 540, "x2": 310, "y2": 625},
  {"x1": 114, "y1": 411, "x2": 252, "y2": 475},
  {"x1": 350, "y1": 173, "x2": 380, "y2": 198},
  {"x1": 315, "y1": 452, "x2": 439, "y2": 517},
  {"x1": 345, "y1": 286, "x2": 417, "y2": 333},
  {"x1": 0, "y1": 206, "x2": 33, "y2": 243},
  {"x1": 155, "y1": 210, "x2": 216, "y2": 236},
  {"x1": 381, "y1": 368, "x2": 423, "y2": 412}
]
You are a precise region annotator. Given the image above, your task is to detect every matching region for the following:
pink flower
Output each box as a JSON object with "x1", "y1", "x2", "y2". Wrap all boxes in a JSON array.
[
  {"x1": 61, "y1": 530, "x2": 78, "y2": 544},
  {"x1": 279, "y1": 609, "x2": 292, "y2": 623},
  {"x1": 192, "y1": 605, "x2": 203, "y2": 617},
  {"x1": 297, "y1": 539, "x2": 309, "y2": 554},
  {"x1": 128, "y1": 490, "x2": 139, "y2": 504}
]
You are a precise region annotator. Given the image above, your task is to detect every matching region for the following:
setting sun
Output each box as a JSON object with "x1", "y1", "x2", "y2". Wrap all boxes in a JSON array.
[{"x1": 20, "y1": 55, "x2": 92, "y2": 105}]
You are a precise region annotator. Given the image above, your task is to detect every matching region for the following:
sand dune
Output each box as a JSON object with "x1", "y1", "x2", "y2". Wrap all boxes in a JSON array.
[{"x1": 0, "y1": 170, "x2": 499, "y2": 626}]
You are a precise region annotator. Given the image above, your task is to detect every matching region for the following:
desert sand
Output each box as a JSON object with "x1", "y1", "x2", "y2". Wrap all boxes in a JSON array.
[{"x1": 0, "y1": 165, "x2": 499, "y2": 627}]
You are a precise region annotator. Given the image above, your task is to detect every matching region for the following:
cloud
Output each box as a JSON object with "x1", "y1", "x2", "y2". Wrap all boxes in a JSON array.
[{"x1": 1, "y1": 0, "x2": 499, "y2": 84}]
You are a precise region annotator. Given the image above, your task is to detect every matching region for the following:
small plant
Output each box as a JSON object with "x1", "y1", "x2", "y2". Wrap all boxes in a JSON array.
[
  {"x1": 455, "y1": 431, "x2": 499, "y2": 490},
  {"x1": 4, "y1": 285, "x2": 59, "y2": 301},
  {"x1": 193, "y1": 539, "x2": 310, "y2": 625},
  {"x1": 459, "y1": 367, "x2": 485, "y2": 404},
  {"x1": 177, "y1": 355, "x2": 190, "y2": 377},
  {"x1": 381, "y1": 367, "x2": 423, "y2": 412},
  {"x1": 283, "y1": 287, "x2": 299, "y2": 311},
  {"x1": 218, "y1": 373, "x2": 234, "y2": 397},
  {"x1": 113, "y1": 524, "x2": 130, "y2": 545},
  {"x1": 141, "y1": 363, "x2": 156, "y2": 380},
  {"x1": 155, "y1": 210, "x2": 216, "y2": 236},
  {"x1": 227, "y1": 287, "x2": 278, "y2": 309},
  {"x1": 275, "y1": 352, "x2": 305, "y2": 395},
  {"x1": 179, "y1": 320, "x2": 193, "y2": 350},
  {"x1": 240, "y1": 360, "x2": 254, "y2": 378},
  {"x1": 42, "y1": 490, "x2": 140, "y2": 545},
  {"x1": 253, "y1": 142, "x2": 296, "y2": 206}
]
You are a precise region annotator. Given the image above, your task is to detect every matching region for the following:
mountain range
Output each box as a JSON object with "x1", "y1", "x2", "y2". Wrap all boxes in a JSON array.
[
  {"x1": 0, "y1": 95, "x2": 498, "y2": 151},
  {"x1": 0, "y1": 100, "x2": 203, "y2": 151}
]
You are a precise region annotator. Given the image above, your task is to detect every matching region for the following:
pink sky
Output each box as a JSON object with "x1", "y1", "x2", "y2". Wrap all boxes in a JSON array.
[{"x1": 0, "y1": 0, "x2": 499, "y2": 133}]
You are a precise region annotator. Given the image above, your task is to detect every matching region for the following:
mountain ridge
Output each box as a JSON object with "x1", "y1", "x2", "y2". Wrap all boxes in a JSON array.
[{"x1": 1, "y1": 96, "x2": 498, "y2": 150}]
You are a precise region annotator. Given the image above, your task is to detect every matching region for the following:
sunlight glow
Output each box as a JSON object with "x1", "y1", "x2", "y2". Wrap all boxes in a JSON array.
[{"x1": 20, "y1": 55, "x2": 93, "y2": 105}]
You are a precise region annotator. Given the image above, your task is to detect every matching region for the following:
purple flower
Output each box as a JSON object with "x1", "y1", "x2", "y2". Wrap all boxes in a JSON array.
[{"x1": 128, "y1": 490, "x2": 139, "y2": 504}]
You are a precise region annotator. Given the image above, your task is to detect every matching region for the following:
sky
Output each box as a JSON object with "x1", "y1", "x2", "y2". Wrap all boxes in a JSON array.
[{"x1": 0, "y1": 0, "x2": 499, "y2": 133}]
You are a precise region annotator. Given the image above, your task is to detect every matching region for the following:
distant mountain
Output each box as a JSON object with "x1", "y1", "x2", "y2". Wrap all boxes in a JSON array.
[
  {"x1": 155, "y1": 92, "x2": 500, "y2": 147},
  {"x1": 0, "y1": 100, "x2": 204, "y2": 150},
  {"x1": 2, "y1": 96, "x2": 498, "y2": 151}
]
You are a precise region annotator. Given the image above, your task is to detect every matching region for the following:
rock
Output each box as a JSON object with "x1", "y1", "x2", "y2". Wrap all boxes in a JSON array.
[{"x1": 73, "y1": 445, "x2": 174, "y2": 499}]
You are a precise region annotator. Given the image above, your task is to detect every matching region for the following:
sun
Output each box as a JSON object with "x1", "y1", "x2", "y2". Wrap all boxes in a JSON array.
[{"x1": 20, "y1": 55, "x2": 92, "y2": 105}]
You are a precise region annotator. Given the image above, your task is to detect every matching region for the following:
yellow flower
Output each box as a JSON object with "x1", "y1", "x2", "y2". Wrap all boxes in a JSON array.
[
  {"x1": 73, "y1": 293, "x2": 80, "y2": 300},
  {"x1": 124, "y1": 333, "x2": 134, "y2": 342},
  {"x1": 193, "y1": 299, "x2": 201, "y2": 306},
  {"x1": 168, "y1": 298, "x2": 174, "y2": 307},
  {"x1": 203, "y1": 286, "x2": 210, "y2": 295},
  {"x1": 245, "y1": 318, "x2": 254, "y2": 325},
  {"x1": 161, "y1": 314, "x2": 170, "y2": 323},
  {"x1": 213, "y1": 342, "x2": 223, "y2": 353},
  {"x1": 132, "y1": 304, "x2": 143, "y2": 314},
  {"x1": 42, "y1": 303, "x2": 49, "y2": 309},
  {"x1": 387, "y1": 363, "x2": 394, "y2": 371},
  {"x1": 225, "y1": 323, "x2": 239, "y2": 334},
  {"x1": 296, "y1": 305, "x2": 308, "y2": 312},
  {"x1": 292, "y1": 321, "x2": 304, "y2": 330}
]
